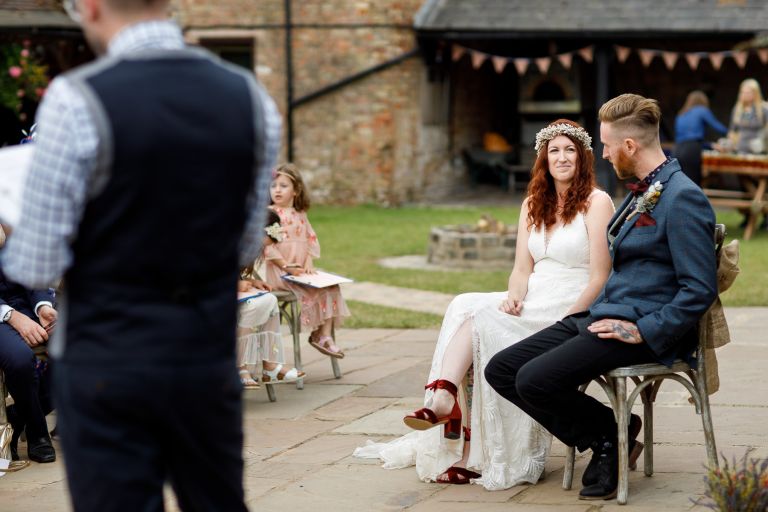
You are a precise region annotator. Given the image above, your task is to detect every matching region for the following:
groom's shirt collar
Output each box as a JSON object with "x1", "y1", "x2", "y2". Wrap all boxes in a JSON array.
[
  {"x1": 624, "y1": 157, "x2": 671, "y2": 219},
  {"x1": 639, "y1": 157, "x2": 670, "y2": 187}
]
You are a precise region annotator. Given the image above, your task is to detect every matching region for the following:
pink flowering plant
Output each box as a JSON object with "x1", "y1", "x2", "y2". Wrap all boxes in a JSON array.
[{"x1": 0, "y1": 41, "x2": 49, "y2": 122}]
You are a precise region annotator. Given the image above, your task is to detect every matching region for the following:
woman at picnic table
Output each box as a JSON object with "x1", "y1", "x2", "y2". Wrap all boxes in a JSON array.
[
  {"x1": 354, "y1": 119, "x2": 615, "y2": 489},
  {"x1": 674, "y1": 90, "x2": 727, "y2": 187},
  {"x1": 720, "y1": 79, "x2": 768, "y2": 230},
  {"x1": 726, "y1": 78, "x2": 768, "y2": 155}
]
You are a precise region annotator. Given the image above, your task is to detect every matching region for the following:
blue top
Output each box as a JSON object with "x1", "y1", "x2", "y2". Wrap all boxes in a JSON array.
[{"x1": 674, "y1": 105, "x2": 727, "y2": 144}]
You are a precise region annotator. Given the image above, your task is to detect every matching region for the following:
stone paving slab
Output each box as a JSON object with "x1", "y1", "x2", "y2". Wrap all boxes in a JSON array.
[
  {"x1": 2, "y1": 306, "x2": 766, "y2": 511},
  {"x1": 352, "y1": 362, "x2": 431, "y2": 398},
  {"x1": 334, "y1": 406, "x2": 415, "y2": 436},
  {"x1": 241, "y1": 417, "x2": 344, "y2": 460},
  {"x1": 267, "y1": 433, "x2": 374, "y2": 465},
  {"x1": 246, "y1": 463, "x2": 442, "y2": 512},
  {"x1": 309, "y1": 396, "x2": 397, "y2": 422},
  {"x1": 241, "y1": 382, "x2": 360, "y2": 419}
]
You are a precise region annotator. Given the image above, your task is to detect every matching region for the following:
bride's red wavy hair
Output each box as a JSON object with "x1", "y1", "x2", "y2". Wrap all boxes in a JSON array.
[{"x1": 526, "y1": 119, "x2": 597, "y2": 230}]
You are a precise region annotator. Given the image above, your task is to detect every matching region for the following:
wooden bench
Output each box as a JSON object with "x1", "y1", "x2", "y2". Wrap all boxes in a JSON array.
[{"x1": 702, "y1": 150, "x2": 768, "y2": 240}]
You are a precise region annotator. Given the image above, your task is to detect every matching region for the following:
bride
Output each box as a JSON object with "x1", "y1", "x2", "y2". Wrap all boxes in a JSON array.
[{"x1": 354, "y1": 119, "x2": 615, "y2": 490}]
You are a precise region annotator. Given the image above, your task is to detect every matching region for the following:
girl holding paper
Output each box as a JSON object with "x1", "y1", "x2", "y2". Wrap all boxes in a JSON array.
[
  {"x1": 237, "y1": 210, "x2": 304, "y2": 388},
  {"x1": 263, "y1": 163, "x2": 350, "y2": 359}
]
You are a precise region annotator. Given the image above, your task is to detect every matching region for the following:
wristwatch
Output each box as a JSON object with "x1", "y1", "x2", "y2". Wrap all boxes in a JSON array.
[{"x1": 2, "y1": 308, "x2": 13, "y2": 323}]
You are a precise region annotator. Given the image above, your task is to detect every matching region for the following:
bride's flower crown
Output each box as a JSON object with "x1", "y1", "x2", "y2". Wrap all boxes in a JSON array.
[{"x1": 534, "y1": 123, "x2": 593, "y2": 153}]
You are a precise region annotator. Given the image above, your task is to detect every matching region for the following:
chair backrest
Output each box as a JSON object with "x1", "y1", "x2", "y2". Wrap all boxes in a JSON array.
[
  {"x1": 714, "y1": 224, "x2": 725, "y2": 266},
  {"x1": 696, "y1": 223, "x2": 727, "y2": 371}
]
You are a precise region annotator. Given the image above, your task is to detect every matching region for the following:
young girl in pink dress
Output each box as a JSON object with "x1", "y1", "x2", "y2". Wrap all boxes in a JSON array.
[{"x1": 263, "y1": 163, "x2": 351, "y2": 358}]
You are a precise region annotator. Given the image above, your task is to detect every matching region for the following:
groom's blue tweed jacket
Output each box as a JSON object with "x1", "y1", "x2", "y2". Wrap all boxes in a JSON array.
[{"x1": 590, "y1": 158, "x2": 718, "y2": 366}]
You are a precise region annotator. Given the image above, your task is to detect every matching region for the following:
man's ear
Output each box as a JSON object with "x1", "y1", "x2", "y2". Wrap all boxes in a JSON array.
[{"x1": 623, "y1": 137, "x2": 638, "y2": 156}]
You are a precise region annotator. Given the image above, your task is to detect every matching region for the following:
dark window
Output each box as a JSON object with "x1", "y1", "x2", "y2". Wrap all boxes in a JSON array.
[
  {"x1": 201, "y1": 40, "x2": 254, "y2": 71},
  {"x1": 532, "y1": 80, "x2": 566, "y2": 102}
]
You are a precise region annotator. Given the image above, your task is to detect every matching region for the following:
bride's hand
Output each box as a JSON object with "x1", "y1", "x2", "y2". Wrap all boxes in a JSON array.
[{"x1": 499, "y1": 298, "x2": 523, "y2": 316}]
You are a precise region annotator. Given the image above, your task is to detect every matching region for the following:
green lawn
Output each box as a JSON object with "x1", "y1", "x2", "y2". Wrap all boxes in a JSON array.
[
  {"x1": 309, "y1": 204, "x2": 766, "y2": 328},
  {"x1": 343, "y1": 300, "x2": 443, "y2": 329}
]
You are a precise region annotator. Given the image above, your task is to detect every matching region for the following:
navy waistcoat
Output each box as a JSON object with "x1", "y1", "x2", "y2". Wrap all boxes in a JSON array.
[{"x1": 61, "y1": 50, "x2": 262, "y2": 365}]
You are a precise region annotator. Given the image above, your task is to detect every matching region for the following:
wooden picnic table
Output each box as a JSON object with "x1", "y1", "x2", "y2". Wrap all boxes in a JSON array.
[{"x1": 702, "y1": 150, "x2": 768, "y2": 240}]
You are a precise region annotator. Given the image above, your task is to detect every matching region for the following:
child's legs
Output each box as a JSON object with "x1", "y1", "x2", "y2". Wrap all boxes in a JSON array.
[
  {"x1": 235, "y1": 328, "x2": 254, "y2": 369},
  {"x1": 299, "y1": 285, "x2": 349, "y2": 339},
  {"x1": 316, "y1": 317, "x2": 333, "y2": 337}
]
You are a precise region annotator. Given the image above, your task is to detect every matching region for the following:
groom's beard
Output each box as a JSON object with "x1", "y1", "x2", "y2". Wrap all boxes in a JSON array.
[{"x1": 612, "y1": 148, "x2": 636, "y2": 180}]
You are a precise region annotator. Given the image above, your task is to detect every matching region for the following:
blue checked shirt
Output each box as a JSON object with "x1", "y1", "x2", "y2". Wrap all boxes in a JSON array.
[{"x1": 3, "y1": 20, "x2": 281, "y2": 289}]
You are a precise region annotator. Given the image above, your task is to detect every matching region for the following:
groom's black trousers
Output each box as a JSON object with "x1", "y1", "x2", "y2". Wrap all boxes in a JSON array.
[{"x1": 484, "y1": 313, "x2": 657, "y2": 452}]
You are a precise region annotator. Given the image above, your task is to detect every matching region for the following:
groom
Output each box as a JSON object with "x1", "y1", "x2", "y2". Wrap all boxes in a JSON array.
[{"x1": 485, "y1": 93, "x2": 718, "y2": 500}]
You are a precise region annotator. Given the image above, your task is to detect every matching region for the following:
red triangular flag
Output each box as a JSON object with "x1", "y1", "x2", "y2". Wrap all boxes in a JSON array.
[
  {"x1": 685, "y1": 53, "x2": 702, "y2": 70},
  {"x1": 709, "y1": 52, "x2": 725, "y2": 71},
  {"x1": 492, "y1": 56, "x2": 509, "y2": 74},
  {"x1": 733, "y1": 51, "x2": 749, "y2": 69},
  {"x1": 471, "y1": 50, "x2": 487, "y2": 69},
  {"x1": 491, "y1": 57, "x2": 509, "y2": 73},
  {"x1": 578, "y1": 46, "x2": 593, "y2": 63},
  {"x1": 615, "y1": 46, "x2": 631, "y2": 63},
  {"x1": 662, "y1": 51, "x2": 678, "y2": 70},
  {"x1": 639, "y1": 50, "x2": 656, "y2": 67},
  {"x1": 557, "y1": 53, "x2": 573, "y2": 69},
  {"x1": 514, "y1": 58, "x2": 529, "y2": 75},
  {"x1": 535, "y1": 57, "x2": 551, "y2": 74},
  {"x1": 451, "y1": 45, "x2": 465, "y2": 62}
]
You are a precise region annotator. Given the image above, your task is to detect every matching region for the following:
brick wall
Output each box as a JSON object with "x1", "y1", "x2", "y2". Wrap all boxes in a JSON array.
[{"x1": 176, "y1": 0, "x2": 457, "y2": 204}]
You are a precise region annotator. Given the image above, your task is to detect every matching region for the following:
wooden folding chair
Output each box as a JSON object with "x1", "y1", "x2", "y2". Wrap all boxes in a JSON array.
[
  {"x1": 272, "y1": 290, "x2": 342, "y2": 391},
  {"x1": 562, "y1": 224, "x2": 727, "y2": 504}
]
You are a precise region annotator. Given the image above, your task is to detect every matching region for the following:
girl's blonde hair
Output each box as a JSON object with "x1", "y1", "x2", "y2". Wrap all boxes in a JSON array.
[
  {"x1": 271, "y1": 163, "x2": 311, "y2": 212},
  {"x1": 733, "y1": 78, "x2": 765, "y2": 125}
]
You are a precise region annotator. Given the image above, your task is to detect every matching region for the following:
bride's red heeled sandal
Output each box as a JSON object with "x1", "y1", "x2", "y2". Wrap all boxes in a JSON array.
[
  {"x1": 437, "y1": 466, "x2": 482, "y2": 485},
  {"x1": 436, "y1": 427, "x2": 481, "y2": 484},
  {"x1": 403, "y1": 379, "x2": 462, "y2": 439}
]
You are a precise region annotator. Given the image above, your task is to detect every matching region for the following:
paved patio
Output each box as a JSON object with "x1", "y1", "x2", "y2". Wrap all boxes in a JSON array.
[{"x1": 2, "y1": 306, "x2": 766, "y2": 511}]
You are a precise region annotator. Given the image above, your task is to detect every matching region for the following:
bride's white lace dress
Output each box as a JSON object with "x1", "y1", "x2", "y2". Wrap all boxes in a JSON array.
[{"x1": 354, "y1": 204, "x2": 597, "y2": 490}]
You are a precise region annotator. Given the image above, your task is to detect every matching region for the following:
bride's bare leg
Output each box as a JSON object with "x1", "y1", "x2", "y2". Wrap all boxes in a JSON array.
[{"x1": 429, "y1": 318, "x2": 473, "y2": 418}]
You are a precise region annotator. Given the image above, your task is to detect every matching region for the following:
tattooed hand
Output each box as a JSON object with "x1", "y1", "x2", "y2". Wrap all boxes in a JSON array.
[{"x1": 587, "y1": 318, "x2": 644, "y2": 344}]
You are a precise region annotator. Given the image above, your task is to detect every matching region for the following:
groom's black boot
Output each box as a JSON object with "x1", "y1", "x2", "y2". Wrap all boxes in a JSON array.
[
  {"x1": 579, "y1": 435, "x2": 619, "y2": 500},
  {"x1": 582, "y1": 414, "x2": 642, "y2": 487}
]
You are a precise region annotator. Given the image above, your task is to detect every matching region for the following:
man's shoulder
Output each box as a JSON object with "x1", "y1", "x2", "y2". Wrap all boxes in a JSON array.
[
  {"x1": 662, "y1": 173, "x2": 712, "y2": 215},
  {"x1": 662, "y1": 164, "x2": 706, "y2": 195}
]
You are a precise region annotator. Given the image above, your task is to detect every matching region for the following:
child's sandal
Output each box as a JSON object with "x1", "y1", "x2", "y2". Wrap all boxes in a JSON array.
[
  {"x1": 308, "y1": 334, "x2": 344, "y2": 359},
  {"x1": 239, "y1": 368, "x2": 261, "y2": 389},
  {"x1": 261, "y1": 363, "x2": 305, "y2": 383}
]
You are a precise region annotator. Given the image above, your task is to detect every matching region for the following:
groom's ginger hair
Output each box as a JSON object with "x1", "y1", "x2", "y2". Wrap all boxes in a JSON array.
[{"x1": 599, "y1": 94, "x2": 661, "y2": 147}]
